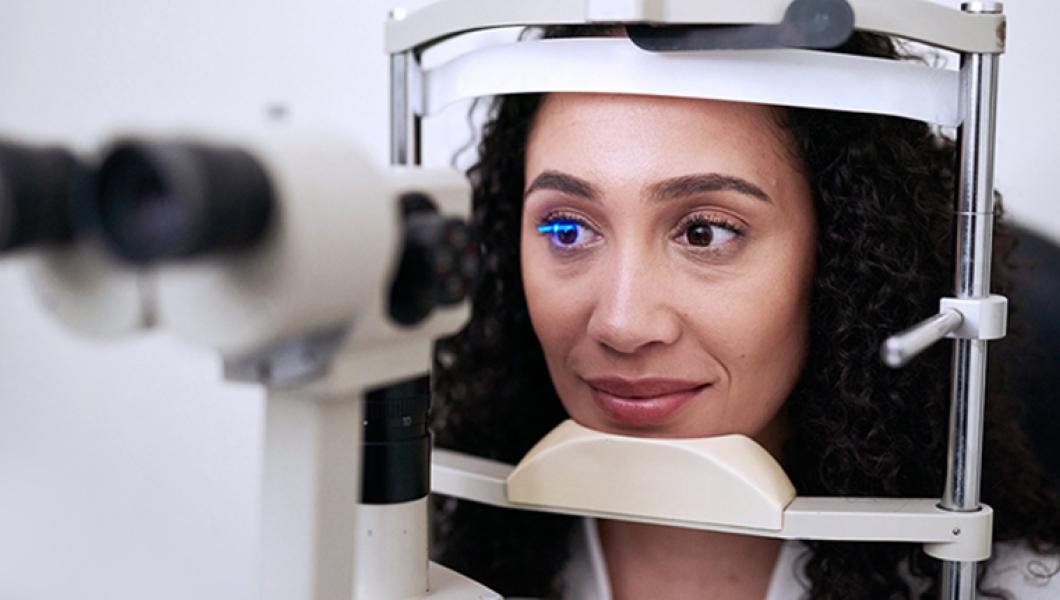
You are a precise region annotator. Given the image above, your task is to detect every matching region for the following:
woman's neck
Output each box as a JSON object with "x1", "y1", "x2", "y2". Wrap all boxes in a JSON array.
[{"x1": 597, "y1": 520, "x2": 782, "y2": 600}]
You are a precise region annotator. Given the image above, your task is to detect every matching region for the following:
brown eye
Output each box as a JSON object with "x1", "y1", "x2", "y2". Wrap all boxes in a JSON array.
[
  {"x1": 538, "y1": 218, "x2": 600, "y2": 250},
  {"x1": 557, "y1": 226, "x2": 578, "y2": 245},
  {"x1": 686, "y1": 222, "x2": 715, "y2": 246}
]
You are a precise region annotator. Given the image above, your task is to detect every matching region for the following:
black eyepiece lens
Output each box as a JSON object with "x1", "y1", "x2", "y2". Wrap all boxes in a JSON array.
[
  {"x1": 0, "y1": 141, "x2": 81, "y2": 252},
  {"x1": 95, "y1": 141, "x2": 274, "y2": 264},
  {"x1": 97, "y1": 147, "x2": 195, "y2": 263}
]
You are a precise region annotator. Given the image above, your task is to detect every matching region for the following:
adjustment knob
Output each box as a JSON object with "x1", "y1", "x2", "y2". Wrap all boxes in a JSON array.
[{"x1": 388, "y1": 193, "x2": 479, "y2": 326}]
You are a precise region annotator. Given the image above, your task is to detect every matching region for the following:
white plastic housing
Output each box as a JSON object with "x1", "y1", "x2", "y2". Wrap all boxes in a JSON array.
[
  {"x1": 262, "y1": 389, "x2": 362, "y2": 600},
  {"x1": 434, "y1": 441, "x2": 995, "y2": 561},
  {"x1": 426, "y1": 563, "x2": 501, "y2": 599},
  {"x1": 940, "y1": 294, "x2": 1008, "y2": 340},
  {"x1": 386, "y1": 0, "x2": 1006, "y2": 54},
  {"x1": 28, "y1": 241, "x2": 152, "y2": 338},
  {"x1": 507, "y1": 420, "x2": 796, "y2": 530},
  {"x1": 353, "y1": 499, "x2": 429, "y2": 600},
  {"x1": 149, "y1": 132, "x2": 471, "y2": 362},
  {"x1": 423, "y1": 38, "x2": 961, "y2": 126}
]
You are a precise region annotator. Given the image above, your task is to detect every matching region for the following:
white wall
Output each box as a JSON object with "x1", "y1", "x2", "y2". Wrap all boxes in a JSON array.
[
  {"x1": 0, "y1": 2, "x2": 447, "y2": 599},
  {"x1": 0, "y1": 2, "x2": 1056, "y2": 599},
  {"x1": 992, "y1": 0, "x2": 1060, "y2": 237}
]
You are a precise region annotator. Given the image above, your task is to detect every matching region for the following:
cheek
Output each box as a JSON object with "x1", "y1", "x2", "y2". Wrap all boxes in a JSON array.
[
  {"x1": 670, "y1": 223, "x2": 813, "y2": 435},
  {"x1": 714, "y1": 246, "x2": 813, "y2": 427},
  {"x1": 521, "y1": 239, "x2": 582, "y2": 368},
  {"x1": 520, "y1": 235, "x2": 601, "y2": 422}
]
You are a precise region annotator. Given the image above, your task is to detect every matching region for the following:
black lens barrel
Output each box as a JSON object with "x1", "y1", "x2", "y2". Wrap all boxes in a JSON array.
[
  {"x1": 388, "y1": 193, "x2": 480, "y2": 326},
  {"x1": 0, "y1": 141, "x2": 83, "y2": 251},
  {"x1": 361, "y1": 377, "x2": 431, "y2": 504},
  {"x1": 95, "y1": 141, "x2": 274, "y2": 264}
]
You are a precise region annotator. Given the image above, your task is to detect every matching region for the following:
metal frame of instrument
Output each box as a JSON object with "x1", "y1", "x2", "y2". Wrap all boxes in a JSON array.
[{"x1": 388, "y1": 1, "x2": 1007, "y2": 599}]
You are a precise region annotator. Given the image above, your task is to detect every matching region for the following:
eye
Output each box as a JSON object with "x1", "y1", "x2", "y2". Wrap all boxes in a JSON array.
[
  {"x1": 536, "y1": 215, "x2": 600, "y2": 250},
  {"x1": 677, "y1": 216, "x2": 743, "y2": 250}
]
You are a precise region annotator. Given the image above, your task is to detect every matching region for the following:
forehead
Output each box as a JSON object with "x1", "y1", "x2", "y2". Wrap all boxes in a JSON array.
[{"x1": 525, "y1": 93, "x2": 799, "y2": 191}]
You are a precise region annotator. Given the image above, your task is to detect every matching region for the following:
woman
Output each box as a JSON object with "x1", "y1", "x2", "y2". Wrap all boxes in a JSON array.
[{"x1": 431, "y1": 29, "x2": 1060, "y2": 599}]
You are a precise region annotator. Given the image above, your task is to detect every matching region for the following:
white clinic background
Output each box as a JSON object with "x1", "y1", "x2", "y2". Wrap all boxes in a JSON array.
[{"x1": 0, "y1": 2, "x2": 1056, "y2": 599}]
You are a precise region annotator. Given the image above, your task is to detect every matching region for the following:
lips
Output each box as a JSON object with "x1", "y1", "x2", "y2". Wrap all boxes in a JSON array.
[{"x1": 584, "y1": 377, "x2": 710, "y2": 426}]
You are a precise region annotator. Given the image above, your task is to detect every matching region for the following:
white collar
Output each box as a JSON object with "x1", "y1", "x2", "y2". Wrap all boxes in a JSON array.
[
  {"x1": 562, "y1": 520, "x2": 1060, "y2": 599},
  {"x1": 563, "y1": 517, "x2": 810, "y2": 600}
]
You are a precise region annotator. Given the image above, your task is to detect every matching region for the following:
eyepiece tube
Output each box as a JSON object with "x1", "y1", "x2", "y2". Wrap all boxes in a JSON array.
[
  {"x1": 0, "y1": 141, "x2": 84, "y2": 252},
  {"x1": 94, "y1": 140, "x2": 274, "y2": 264}
]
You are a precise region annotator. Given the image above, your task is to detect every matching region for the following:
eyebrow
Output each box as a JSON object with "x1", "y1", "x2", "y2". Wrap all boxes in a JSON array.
[
  {"x1": 647, "y1": 174, "x2": 772, "y2": 204},
  {"x1": 524, "y1": 170, "x2": 601, "y2": 203},
  {"x1": 523, "y1": 170, "x2": 772, "y2": 204}
]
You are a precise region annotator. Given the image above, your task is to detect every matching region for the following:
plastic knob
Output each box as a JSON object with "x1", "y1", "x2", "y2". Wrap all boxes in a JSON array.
[{"x1": 388, "y1": 193, "x2": 479, "y2": 326}]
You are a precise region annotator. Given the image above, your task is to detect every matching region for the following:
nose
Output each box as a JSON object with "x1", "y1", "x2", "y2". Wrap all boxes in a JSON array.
[{"x1": 585, "y1": 248, "x2": 682, "y2": 355}]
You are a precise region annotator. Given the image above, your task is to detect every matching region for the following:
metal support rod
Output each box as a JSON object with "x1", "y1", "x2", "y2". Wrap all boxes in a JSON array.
[
  {"x1": 940, "y1": 2, "x2": 1003, "y2": 599},
  {"x1": 943, "y1": 338, "x2": 990, "y2": 511},
  {"x1": 882, "y1": 309, "x2": 963, "y2": 368},
  {"x1": 941, "y1": 560, "x2": 978, "y2": 599},
  {"x1": 381, "y1": 13, "x2": 431, "y2": 600},
  {"x1": 390, "y1": 46, "x2": 421, "y2": 167}
]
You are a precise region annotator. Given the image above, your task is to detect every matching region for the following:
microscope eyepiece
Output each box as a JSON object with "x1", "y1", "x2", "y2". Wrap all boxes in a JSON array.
[
  {"x1": 95, "y1": 141, "x2": 274, "y2": 264},
  {"x1": 0, "y1": 141, "x2": 83, "y2": 252}
]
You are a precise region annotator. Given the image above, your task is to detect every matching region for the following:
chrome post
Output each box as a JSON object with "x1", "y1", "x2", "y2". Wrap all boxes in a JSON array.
[
  {"x1": 941, "y1": 558, "x2": 979, "y2": 600},
  {"x1": 381, "y1": 10, "x2": 430, "y2": 600},
  {"x1": 389, "y1": 10, "x2": 421, "y2": 167},
  {"x1": 940, "y1": 2, "x2": 1003, "y2": 599}
]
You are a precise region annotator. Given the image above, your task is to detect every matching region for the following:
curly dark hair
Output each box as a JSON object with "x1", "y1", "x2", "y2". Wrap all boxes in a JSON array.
[{"x1": 430, "y1": 29, "x2": 1060, "y2": 599}]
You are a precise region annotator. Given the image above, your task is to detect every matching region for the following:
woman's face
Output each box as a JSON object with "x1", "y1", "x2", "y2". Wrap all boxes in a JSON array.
[{"x1": 520, "y1": 93, "x2": 816, "y2": 446}]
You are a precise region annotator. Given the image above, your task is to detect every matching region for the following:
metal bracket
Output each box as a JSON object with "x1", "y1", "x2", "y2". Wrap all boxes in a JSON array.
[
  {"x1": 223, "y1": 327, "x2": 349, "y2": 387},
  {"x1": 940, "y1": 295, "x2": 1007, "y2": 341},
  {"x1": 385, "y1": 0, "x2": 1006, "y2": 55},
  {"x1": 627, "y1": 0, "x2": 854, "y2": 51},
  {"x1": 881, "y1": 294, "x2": 1008, "y2": 368},
  {"x1": 431, "y1": 448, "x2": 995, "y2": 562}
]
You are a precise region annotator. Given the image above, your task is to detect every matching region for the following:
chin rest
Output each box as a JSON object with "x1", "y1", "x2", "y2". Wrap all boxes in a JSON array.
[{"x1": 506, "y1": 419, "x2": 796, "y2": 531}]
